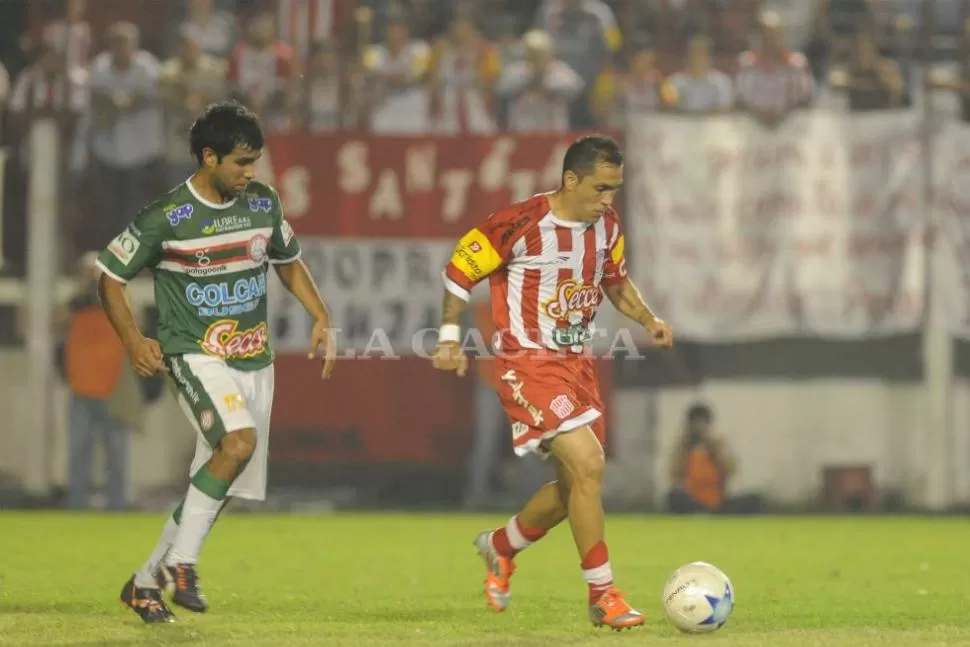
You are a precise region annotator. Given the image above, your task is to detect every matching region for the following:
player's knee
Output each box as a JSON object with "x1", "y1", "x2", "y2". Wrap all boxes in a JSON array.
[
  {"x1": 217, "y1": 428, "x2": 257, "y2": 465},
  {"x1": 562, "y1": 447, "x2": 605, "y2": 490}
]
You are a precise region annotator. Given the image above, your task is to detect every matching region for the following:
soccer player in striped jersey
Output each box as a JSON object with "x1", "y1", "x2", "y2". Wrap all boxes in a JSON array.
[
  {"x1": 98, "y1": 102, "x2": 336, "y2": 622},
  {"x1": 433, "y1": 134, "x2": 674, "y2": 630}
]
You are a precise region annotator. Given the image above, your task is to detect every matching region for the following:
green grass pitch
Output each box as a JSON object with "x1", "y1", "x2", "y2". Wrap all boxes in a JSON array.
[{"x1": 1, "y1": 513, "x2": 968, "y2": 646}]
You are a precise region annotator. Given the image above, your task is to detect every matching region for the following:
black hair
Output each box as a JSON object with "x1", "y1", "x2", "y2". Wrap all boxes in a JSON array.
[
  {"x1": 189, "y1": 101, "x2": 264, "y2": 166},
  {"x1": 561, "y1": 134, "x2": 623, "y2": 183},
  {"x1": 687, "y1": 403, "x2": 712, "y2": 423}
]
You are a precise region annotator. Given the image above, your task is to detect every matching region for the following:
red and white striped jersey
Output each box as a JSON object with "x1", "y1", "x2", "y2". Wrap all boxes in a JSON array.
[
  {"x1": 443, "y1": 194, "x2": 628, "y2": 355},
  {"x1": 41, "y1": 19, "x2": 92, "y2": 69},
  {"x1": 277, "y1": 0, "x2": 353, "y2": 62}
]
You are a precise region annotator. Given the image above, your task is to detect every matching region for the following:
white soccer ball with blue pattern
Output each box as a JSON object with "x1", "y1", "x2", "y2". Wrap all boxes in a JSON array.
[{"x1": 662, "y1": 561, "x2": 734, "y2": 633}]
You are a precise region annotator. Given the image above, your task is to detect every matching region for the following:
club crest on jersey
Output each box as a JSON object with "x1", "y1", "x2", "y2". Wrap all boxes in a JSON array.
[
  {"x1": 248, "y1": 197, "x2": 273, "y2": 213},
  {"x1": 248, "y1": 235, "x2": 269, "y2": 263},
  {"x1": 201, "y1": 320, "x2": 269, "y2": 359},
  {"x1": 164, "y1": 203, "x2": 194, "y2": 226},
  {"x1": 543, "y1": 279, "x2": 600, "y2": 320}
]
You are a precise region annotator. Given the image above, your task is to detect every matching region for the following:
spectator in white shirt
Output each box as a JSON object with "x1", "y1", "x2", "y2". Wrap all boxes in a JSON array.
[
  {"x1": 736, "y1": 11, "x2": 814, "y2": 128},
  {"x1": 88, "y1": 22, "x2": 163, "y2": 244},
  {"x1": 159, "y1": 27, "x2": 226, "y2": 187},
  {"x1": 363, "y1": 12, "x2": 433, "y2": 134},
  {"x1": 496, "y1": 29, "x2": 584, "y2": 133},
  {"x1": 177, "y1": 0, "x2": 237, "y2": 59},
  {"x1": 667, "y1": 34, "x2": 734, "y2": 115}
]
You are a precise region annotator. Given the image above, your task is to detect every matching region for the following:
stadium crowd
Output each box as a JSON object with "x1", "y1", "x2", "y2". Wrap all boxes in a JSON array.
[{"x1": 0, "y1": 0, "x2": 964, "y2": 271}]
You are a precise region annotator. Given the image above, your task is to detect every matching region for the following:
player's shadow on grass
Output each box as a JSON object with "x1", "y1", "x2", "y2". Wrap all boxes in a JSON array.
[{"x1": 2, "y1": 603, "x2": 204, "y2": 646}]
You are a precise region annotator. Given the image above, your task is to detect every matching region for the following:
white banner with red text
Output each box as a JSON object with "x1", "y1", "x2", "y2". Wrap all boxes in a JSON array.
[
  {"x1": 259, "y1": 131, "x2": 625, "y2": 353},
  {"x1": 931, "y1": 118, "x2": 970, "y2": 342},
  {"x1": 625, "y1": 111, "x2": 929, "y2": 341}
]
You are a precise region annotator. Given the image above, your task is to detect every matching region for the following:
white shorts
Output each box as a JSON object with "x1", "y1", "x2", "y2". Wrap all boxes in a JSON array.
[{"x1": 167, "y1": 354, "x2": 275, "y2": 501}]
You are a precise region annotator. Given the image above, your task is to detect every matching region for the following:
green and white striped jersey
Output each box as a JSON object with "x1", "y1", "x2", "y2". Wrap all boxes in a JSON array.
[{"x1": 97, "y1": 179, "x2": 301, "y2": 371}]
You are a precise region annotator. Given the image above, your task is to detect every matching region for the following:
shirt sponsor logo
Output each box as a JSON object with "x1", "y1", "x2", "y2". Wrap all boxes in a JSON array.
[
  {"x1": 248, "y1": 197, "x2": 273, "y2": 213},
  {"x1": 201, "y1": 319, "x2": 269, "y2": 359},
  {"x1": 543, "y1": 279, "x2": 600, "y2": 320},
  {"x1": 164, "y1": 203, "x2": 194, "y2": 226},
  {"x1": 107, "y1": 228, "x2": 141, "y2": 266},
  {"x1": 185, "y1": 275, "x2": 267, "y2": 317},
  {"x1": 201, "y1": 215, "x2": 253, "y2": 235}
]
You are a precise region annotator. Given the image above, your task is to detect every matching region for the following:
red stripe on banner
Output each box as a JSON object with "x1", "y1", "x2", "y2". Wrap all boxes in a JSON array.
[{"x1": 261, "y1": 132, "x2": 617, "y2": 238}]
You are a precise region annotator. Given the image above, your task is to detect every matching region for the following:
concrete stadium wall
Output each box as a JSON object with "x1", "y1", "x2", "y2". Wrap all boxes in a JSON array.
[{"x1": 3, "y1": 346, "x2": 970, "y2": 508}]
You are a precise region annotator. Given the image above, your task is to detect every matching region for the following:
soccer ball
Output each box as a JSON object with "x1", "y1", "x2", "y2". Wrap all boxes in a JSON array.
[{"x1": 662, "y1": 561, "x2": 734, "y2": 633}]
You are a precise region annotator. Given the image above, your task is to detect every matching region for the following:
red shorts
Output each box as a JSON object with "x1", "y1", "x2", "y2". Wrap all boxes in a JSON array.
[{"x1": 494, "y1": 354, "x2": 605, "y2": 457}]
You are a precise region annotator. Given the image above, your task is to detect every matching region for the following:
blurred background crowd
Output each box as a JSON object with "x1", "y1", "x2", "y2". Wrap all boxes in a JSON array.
[{"x1": 0, "y1": 0, "x2": 966, "y2": 272}]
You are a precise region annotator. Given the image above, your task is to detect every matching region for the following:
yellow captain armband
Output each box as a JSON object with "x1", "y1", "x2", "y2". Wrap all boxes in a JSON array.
[
  {"x1": 611, "y1": 233, "x2": 625, "y2": 265},
  {"x1": 450, "y1": 228, "x2": 503, "y2": 282}
]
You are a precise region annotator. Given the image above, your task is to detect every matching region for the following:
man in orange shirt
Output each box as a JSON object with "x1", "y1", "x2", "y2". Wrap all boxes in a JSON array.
[
  {"x1": 63, "y1": 253, "x2": 132, "y2": 510},
  {"x1": 667, "y1": 403, "x2": 762, "y2": 514}
]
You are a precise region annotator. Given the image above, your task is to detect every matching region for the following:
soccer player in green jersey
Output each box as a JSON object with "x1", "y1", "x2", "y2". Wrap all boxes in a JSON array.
[{"x1": 96, "y1": 102, "x2": 336, "y2": 623}]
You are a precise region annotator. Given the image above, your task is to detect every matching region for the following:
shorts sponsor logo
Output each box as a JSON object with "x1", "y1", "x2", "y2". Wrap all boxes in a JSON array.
[
  {"x1": 501, "y1": 370, "x2": 544, "y2": 426},
  {"x1": 511, "y1": 421, "x2": 530, "y2": 440},
  {"x1": 223, "y1": 393, "x2": 245, "y2": 412},
  {"x1": 248, "y1": 197, "x2": 273, "y2": 213},
  {"x1": 248, "y1": 234, "x2": 269, "y2": 264},
  {"x1": 201, "y1": 319, "x2": 269, "y2": 359},
  {"x1": 170, "y1": 359, "x2": 200, "y2": 405},
  {"x1": 201, "y1": 215, "x2": 253, "y2": 235},
  {"x1": 164, "y1": 203, "x2": 194, "y2": 226},
  {"x1": 199, "y1": 409, "x2": 215, "y2": 431},
  {"x1": 107, "y1": 228, "x2": 141, "y2": 266},
  {"x1": 185, "y1": 275, "x2": 267, "y2": 317},
  {"x1": 549, "y1": 395, "x2": 575, "y2": 419}
]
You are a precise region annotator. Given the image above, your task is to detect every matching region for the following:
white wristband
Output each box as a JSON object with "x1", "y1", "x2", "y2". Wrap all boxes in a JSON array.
[{"x1": 438, "y1": 323, "x2": 461, "y2": 344}]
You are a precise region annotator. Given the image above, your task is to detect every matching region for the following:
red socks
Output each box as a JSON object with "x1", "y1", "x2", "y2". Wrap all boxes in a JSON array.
[
  {"x1": 490, "y1": 515, "x2": 548, "y2": 558},
  {"x1": 581, "y1": 540, "x2": 614, "y2": 604}
]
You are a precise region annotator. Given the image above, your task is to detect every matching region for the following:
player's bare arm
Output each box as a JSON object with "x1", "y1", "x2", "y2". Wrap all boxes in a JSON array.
[
  {"x1": 602, "y1": 276, "x2": 673, "y2": 348},
  {"x1": 97, "y1": 273, "x2": 168, "y2": 377},
  {"x1": 274, "y1": 259, "x2": 336, "y2": 379},
  {"x1": 432, "y1": 290, "x2": 470, "y2": 376},
  {"x1": 433, "y1": 221, "x2": 508, "y2": 376}
]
